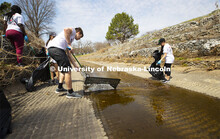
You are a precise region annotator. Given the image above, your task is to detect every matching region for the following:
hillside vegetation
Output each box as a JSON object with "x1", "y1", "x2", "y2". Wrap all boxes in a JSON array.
[{"x1": 80, "y1": 10, "x2": 220, "y2": 70}]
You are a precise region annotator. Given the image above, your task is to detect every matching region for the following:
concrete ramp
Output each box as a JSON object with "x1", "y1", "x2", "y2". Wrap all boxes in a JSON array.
[{"x1": 6, "y1": 70, "x2": 107, "y2": 139}]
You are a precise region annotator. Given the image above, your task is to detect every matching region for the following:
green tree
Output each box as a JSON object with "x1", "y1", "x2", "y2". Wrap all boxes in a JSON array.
[
  {"x1": 0, "y1": 2, "x2": 11, "y2": 15},
  {"x1": 106, "y1": 12, "x2": 139, "y2": 44}
]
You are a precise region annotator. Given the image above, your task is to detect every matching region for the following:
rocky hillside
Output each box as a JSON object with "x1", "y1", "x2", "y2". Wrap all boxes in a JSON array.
[{"x1": 88, "y1": 10, "x2": 220, "y2": 61}]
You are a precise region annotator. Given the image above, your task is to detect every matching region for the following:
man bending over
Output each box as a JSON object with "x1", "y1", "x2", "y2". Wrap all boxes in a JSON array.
[{"x1": 47, "y1": 27, "x2": 83, "y2": 98}]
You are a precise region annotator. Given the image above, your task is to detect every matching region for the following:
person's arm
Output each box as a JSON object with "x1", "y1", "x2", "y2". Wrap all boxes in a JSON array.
[
  {"x1": 64, "y1": 28, "x2": 75, "y2": 54},
  {"x1": 160, "y1": 44, "x2": 169, "y2": 61},
  {"x1": 18, "y1": 24, "x2": 26, "y2": 36},
  {"x1": 17, "y1": 15, "x2": 26, "y2": 36},
  {"x1": 44, "y1": 44, "x2": 48, "y2": 55},
  {"x1": 157, "y1": 53, "x2": 167, "y2": 65},
  {"x1": 64, "y1": 28, "x2": 73, "y2": 47},
  {"x1": 3, "y1": 16, "x2": 8, "y2": 34},
  {"x1": 3, "y1": 21, "x2": 7, "y2": 34},
  {"x1": 160, "y1": 53, "x2": 167, "y2": 61},
  {"x1": 157, "y1": 45, "x2": 168, "y2": 65}
]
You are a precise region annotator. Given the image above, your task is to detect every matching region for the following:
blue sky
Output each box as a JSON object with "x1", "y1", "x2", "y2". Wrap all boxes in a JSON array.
[{"x1": 2, "y1": 0, "x2": 218, "y2": 43}]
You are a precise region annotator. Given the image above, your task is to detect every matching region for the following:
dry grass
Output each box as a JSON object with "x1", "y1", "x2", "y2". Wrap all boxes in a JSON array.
[
  {"x1": 0, "y1": 62, "x2": 36, "y2": 87},
  {"x1": 0, "y1": 16, "x2": 45, "y2": 88},
  {"x1": 80, "y1": 49, "x2": 220, "y2": 71},
  {"x1": 0, "y1": 27, "x2": 45, "y2": 88},
  {"x1": 80, "y1": 52, "x2": 154, "y2": 65}
]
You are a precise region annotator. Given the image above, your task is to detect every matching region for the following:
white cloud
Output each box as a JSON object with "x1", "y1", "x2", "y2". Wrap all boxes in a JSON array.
[{"x1": 52, "y1": 0, "x2": 216, "y2": 42}]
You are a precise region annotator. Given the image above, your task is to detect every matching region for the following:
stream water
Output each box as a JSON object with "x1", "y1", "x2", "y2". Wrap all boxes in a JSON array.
[{"x1": 83, "y1": 62, "x2": 220, "y2": 138}]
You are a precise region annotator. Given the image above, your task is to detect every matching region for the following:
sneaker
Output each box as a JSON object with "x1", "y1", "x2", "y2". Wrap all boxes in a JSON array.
[
  {"x1": 55, "y1": 79, "x2": 59, "y2": 84},
  {"x1": 162, "y1": 79, "x2": 170, "y2": 83},
  {"x1": 66, "y1": 92, "x2": 82, "y2": 98},
  {"x1": 16, "y1": 63, "x2": 24, "y2": 67},
  {"x1": 55, "y1": 87, "x2": 67, "y2": 93},
  {"x1": 49, "y1": 79, "x2": 55, "y2": 85}
]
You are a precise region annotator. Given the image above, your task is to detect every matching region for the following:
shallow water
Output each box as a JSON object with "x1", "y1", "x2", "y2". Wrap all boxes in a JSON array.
[{"x1": 83, "y1": 62, "x2": 220, "y2": 138}]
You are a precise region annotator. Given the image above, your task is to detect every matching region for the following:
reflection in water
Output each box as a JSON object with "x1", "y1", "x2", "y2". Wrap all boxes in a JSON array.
[
  {"x1": 150, "y1": 94, "x2": 165, "y2": 126},
  {"x1": 83, "y1": 62, "x2": 220, "y2": 138},
  {"x1": 89, "y1": 90, "x2": 134, "y2": 110}
]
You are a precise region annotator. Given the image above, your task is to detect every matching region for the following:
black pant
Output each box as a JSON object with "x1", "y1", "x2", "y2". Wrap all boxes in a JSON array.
[
  {"x1": 164, "y1": 63, "x2": 172, "y2": 76},
  {"x1": 48, "y1": 47, "x2": 71, "y2": 73}
]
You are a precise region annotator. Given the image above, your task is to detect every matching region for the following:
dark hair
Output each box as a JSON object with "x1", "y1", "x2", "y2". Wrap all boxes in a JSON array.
[
  {"x1": 5, "y1": 5, "x2": 22, "y2": 21},
  {"x1": 160, "y1": 45, "x2": 164, "y2": 56},
  {"x1": 46, "y1": 38, "x2": 50, "y2": 47},
  {"x1": 75, "y1": 27, "x2": 84, "y2": 37},
  {"x1": 46, "y1": 34, "x2": 56, "y2": 46},
  {"x1": 158, "y1": 38, "x2": 165, "y2": 45},
  {"x1": 158, "y1": 38, "x2": 165, "y2": 56}
]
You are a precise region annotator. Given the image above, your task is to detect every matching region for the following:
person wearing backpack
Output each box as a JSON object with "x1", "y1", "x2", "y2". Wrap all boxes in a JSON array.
[{"x1": 3, "y1": 5, "x2": 28, "y2": 67}]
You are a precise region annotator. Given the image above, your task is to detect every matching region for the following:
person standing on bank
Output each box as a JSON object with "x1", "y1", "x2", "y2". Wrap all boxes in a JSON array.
[
  {"x1": 47, "y1": 27, "x2": 83, "y2": 98},
  {"x1": 3, "y1": 5, "x2": 28, "y2": 67},
  {"x1": 157, "y1": 38, "x2": 174, "y2": 83}
]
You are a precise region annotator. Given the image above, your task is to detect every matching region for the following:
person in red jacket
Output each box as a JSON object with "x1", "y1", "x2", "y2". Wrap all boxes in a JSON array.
[{"x1": 3, "y1": 5, "x2": 28, "y2": 67}]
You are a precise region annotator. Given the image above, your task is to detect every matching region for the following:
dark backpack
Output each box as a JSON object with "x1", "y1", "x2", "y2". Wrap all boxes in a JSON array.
[{"x1": 0, "y1": 90, "x2": 12, "y2": 138}]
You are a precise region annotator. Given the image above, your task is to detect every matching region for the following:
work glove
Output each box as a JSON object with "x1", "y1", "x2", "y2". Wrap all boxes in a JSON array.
[
  {"x1": 67, "y1": 46, "x2": 71, "y2": 50},
  {"x1": 157, "y1": 60, "x2": 161, "y2": 65},
  {"x1": 67, "y1": 46, "x2": 74, "y2": 53},
  {"x1": 24, "y1": 35, "x2": 29, "y2": 42},
  {"x1": 46, "y1": 52, "x2": 49, "y2": 56}
]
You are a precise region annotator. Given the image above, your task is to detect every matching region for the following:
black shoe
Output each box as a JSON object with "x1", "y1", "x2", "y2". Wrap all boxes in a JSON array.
[{"x1": 55, "y1": 87, "x2": 67, "y2": 93}]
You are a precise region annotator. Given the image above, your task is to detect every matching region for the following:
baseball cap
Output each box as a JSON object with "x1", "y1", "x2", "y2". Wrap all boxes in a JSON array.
[
  {"x1": 49, "y1": 32, "x2": 56, "y2": 37},
  {"x1": 157, "y1": 38, "x2": 165, "y2": 45}
]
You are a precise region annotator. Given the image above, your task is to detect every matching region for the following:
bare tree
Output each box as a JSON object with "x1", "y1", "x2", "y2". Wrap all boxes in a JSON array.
[
  {"x1": 94, "y1": 42, "x2": 110, "y2": 51},
  {"x1": 13, "y1": 0, "x2": 56, "y2": 37},
  {"x1": 72, "y1": 41, "x2": 95, "y2": 55},
  {"x1": 82, "y1": 41, "x2": 94, "y2": 54}
]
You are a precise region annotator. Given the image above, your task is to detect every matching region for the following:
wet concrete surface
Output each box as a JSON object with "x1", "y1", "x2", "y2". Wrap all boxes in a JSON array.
[{"x1": 83, "y1": 62, "x2": 220, "y2": 139}]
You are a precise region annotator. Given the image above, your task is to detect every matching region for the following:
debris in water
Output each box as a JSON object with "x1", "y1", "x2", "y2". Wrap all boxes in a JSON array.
[{"x1": 84, "y1": 84, "x2": 114, "y2": 92}]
